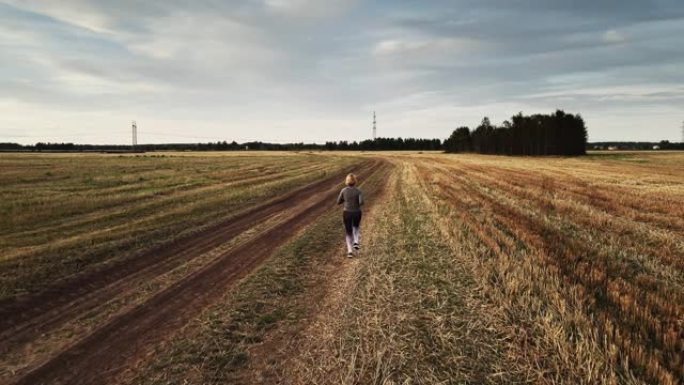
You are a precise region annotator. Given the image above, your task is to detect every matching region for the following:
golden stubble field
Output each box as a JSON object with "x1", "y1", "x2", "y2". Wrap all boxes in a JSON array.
[
  {"x1": 0, "y1": 151, "x2": 682, "y2": 385},
  {"x1": 0, "y1": 152, "x2": 355, "y2": 300},
  {"x1": 406, "y1": 152, "x2": 684, "y2": 384}
]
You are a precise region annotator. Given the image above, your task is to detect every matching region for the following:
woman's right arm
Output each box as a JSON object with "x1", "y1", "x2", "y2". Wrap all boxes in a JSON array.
[{"x1": 337, "y1": 189, "x2": 345, "y2": 205}]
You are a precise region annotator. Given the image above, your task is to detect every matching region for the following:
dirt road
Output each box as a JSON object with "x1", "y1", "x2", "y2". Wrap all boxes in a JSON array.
[
  {"x1": 0, "y1": 161, "x2": 370, "y2": 352},
  {"x1": 3, "y1": 159, "x2": 387, "y2": 385}
]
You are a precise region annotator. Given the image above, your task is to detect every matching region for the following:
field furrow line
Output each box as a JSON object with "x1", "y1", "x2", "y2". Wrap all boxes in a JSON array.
[
  {"x1": 0, "y1": 161, "x2": 372, "y2": 353},
  {"x1": 1, "y1": 162, "x2": 328, "y2": 249},
  {"x1": 432, "y1": 159, "x2": 684, "y2": 274},
  {"x1": 420, "y1": 161, "x2": 683, "y2": 384},
  {"x1": 7, "y1": 159, "x2": 386, "y2": 385},
  {"x1": 465, "y1": 162, "x2": 683, "y2": 228}
]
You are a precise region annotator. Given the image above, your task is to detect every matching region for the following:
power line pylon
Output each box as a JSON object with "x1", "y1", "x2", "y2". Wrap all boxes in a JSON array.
[{"x1": 132, "y1": 121, "x2": 137, "y2": 148}]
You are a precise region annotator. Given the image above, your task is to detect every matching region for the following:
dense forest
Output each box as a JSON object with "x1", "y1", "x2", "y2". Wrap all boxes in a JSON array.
[{"x1": 445, "y1": 110, "x2": 588, "y2": 155}]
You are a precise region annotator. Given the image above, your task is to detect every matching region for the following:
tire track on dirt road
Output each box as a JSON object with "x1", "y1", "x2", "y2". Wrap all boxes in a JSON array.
[
  {"x1": 240, "y1": 163, "x2": 396, "y2": 384},
  {"x1": 8, "y1": 159, "x2": 389, "y2": 385},
  {"x1": 0, "y1": 160, "x2": 374, "y2": 357}
]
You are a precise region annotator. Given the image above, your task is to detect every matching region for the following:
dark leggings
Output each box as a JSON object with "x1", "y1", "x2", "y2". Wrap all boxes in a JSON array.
[{"x1": 343, "y1": 210, "x2": 362, "y2": 236}]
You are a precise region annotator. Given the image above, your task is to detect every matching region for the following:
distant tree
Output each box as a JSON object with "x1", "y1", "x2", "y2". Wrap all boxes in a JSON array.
[
  {"x1": 471, "y1": 117, "x2": 495, "y2": 153},
  {"x1": 0, "y1": 142, "x2": 24, "y2": 150},
  {"x1": 444, "y1": 127, "x2": 471, "y2": 153}
]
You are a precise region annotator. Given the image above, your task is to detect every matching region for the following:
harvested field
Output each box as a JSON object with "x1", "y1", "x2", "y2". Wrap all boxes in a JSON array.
[
  {"x1": 1, "y1": 151, "x2": 682, "y2": 385},
  {"x1": 282, "y1": 152, "x2": 684, "y2": 385},
  {"x1": 0, "y1": 152, "x2": 356, "y2": 300},
  {"x1": 0, "y1": 152, "x2": 379, "y2": 384}
]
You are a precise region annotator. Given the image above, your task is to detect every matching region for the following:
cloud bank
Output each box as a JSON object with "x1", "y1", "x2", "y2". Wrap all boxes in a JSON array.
[{"x1": 1, "y1": 0, "x2": 683, "y2": 144}]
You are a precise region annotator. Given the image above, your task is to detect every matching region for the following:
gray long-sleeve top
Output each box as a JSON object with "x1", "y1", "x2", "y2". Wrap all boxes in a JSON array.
[{"x1": 337, "y1": 186, "x2": 363, "y2": 212}]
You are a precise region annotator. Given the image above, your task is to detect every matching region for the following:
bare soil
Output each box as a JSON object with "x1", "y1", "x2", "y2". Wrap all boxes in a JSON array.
[
  {"x1": 237, "y1": 160, "x2": 394, "y2": 384},
  {"x1": 3, "y1": 159, "x2": 384, "y2": 385}
]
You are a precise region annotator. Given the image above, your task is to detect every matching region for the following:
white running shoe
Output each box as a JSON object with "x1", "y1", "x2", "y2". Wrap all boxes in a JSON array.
[
  {"x1": 353, "y1": 243, "x2": 360, "y2": 250},
  {"x1": 347, "y1": 252, "x2": 353, "y2": 258}
]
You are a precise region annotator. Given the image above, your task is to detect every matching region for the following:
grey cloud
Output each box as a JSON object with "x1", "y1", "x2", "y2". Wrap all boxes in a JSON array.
[{"x1": 1, "y1": 0, "x2": 683, "y2": 143}]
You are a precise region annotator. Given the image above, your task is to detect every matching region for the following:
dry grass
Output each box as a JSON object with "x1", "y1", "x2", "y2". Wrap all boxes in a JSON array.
[
  {"x1": 0, "y1": 206, "x2": 295, "y2": 379},
  {"x1": 122, "y1": 161, "x2": 390, "y2": 385},
  {"x1": 2, "y1": 151, "x2": 681, "y2": 384},
  {"x1": 0, "y1": 152, "x2": 355, "y2": 299},
  {"x1": 409, "y1": 152, "x2": 684, "y2": 384},
  {"x1": 283, "y1": 152, "x2": 683, "y2": 385},
  {"x1": 286, "y1": 161, "x2": 525, "y2": 384}
]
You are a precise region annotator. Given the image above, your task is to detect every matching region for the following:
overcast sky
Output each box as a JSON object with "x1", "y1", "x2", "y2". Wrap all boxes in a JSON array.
[{"x1": 1, "y1": 0, "x2": 683, "y2": 144}]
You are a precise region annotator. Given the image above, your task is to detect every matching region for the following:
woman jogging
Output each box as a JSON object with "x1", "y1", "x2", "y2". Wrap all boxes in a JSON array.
[{"x1": 337, "y1": 173, "x2": 363, "y2": 257}]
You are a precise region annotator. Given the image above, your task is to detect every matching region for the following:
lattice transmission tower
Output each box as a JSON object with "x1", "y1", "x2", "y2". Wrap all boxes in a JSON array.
[
  {"x1": 373, "y1": 111, "x2": 377, "y2": 140},
  {"x1": 132, "y1": 121, "x2": 137, "y2": 148}
]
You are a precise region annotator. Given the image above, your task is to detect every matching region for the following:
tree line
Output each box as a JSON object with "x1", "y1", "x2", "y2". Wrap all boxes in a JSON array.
[
  {"x1": 0, "y1": 138, "x2": 444, "y2": 152},
  {"x1": 8, "y1": 111, "x2": 681, "y2": 155},
  {"x1": 444, "y1": 110, "x2": 588, "y2": 155},
  {"x1": 589, "y1": 141, "x2": 684, "y2": 151},
  {"x1": 325, "y1": 137, "x2": 442, "y2": 151}
]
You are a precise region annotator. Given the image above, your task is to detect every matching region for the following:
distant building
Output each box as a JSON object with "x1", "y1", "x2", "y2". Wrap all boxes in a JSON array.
[
  {"x1": 652, "y1": 145, "x2": 660, "y2": 150},
  {"x1": 607, "y1": 146, "x2": 618, "y2": 151}
]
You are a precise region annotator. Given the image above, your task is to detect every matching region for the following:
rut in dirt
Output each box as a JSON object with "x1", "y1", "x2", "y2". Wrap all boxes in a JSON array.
[
  {"x1": 0, "y1": 160, "x2": 373, "y2": 355},
  {"x1": 8, "y1": 159, "x2": 390, "y2": 385}
]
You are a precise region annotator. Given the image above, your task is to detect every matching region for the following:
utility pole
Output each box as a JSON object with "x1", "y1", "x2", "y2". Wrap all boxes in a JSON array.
[
  {"x1": 372, "y1": 111, "x2": 377, "y2": 140},
  {"x1": 681, "y1": 120, "x2": 683, "y2": 143},
  {"x1": 132, "y1": 121, "x2": 137, "y2": 149}
]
